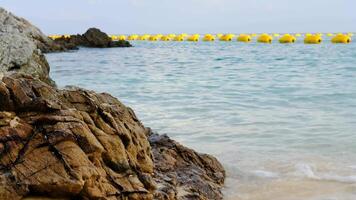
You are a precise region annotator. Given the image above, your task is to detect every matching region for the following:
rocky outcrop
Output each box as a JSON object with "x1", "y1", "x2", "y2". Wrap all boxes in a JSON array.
[
  {"x1": 150, "y1": 134, "x2": 225, "y2": 200},
  {"x1": 0, "y1": 75, "x2": 225, "y2": 200},
  {"x1": 0, "y1": 8, "x2": 129, "y2": 86},
  {"x1": 54, "y1": 28, "x2": 132, "y2": 48},
  {"x1": 0, "y1": 7, "x2": 58, "y2": 85}
]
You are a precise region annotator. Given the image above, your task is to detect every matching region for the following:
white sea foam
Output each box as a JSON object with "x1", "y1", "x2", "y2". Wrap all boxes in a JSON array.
[
  {"x1": 295, "y1": 163, "x2": 318, "y2": 179},
  {"x1": 296, "y1": 163, "x2": 356, "y2": 184},
  {"x1": 252, "y1": 170, "x2": 279, "y2": 178}
]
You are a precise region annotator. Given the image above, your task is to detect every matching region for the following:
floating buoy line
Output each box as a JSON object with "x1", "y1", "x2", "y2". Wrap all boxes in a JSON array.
[{"x1": 49, "y1": 33, "x2": 353, "y2": 44}]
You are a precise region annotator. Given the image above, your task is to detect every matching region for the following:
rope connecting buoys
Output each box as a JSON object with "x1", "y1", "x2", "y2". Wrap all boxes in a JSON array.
[
  {"x1": 304, "y1": 34, "x2": 322, "y2": 44},
  {"x1": 331, "y1": 34, "x2": 351, "y2": 44},
  {"x1": 50, "y1": 33, "x2": 353, "y2": 44},
  {"x1": 203, "y1": 34, "x2": 215, "y2": 41},
  {"x1": 279, "y1": 34, "x2": 296, "y2": 43},
  {"x1": 327, "y1": 33, "x2": 334, "y2": 37},
  {"x1": 257, "y1": 34, "x2": 273, "y2": 43},
  {"x1": 237, "y1": 34, "x2": 251, "y2": 42},
  {"x1": 220, "y1": 34, "x2": 235, "y2": 41}
]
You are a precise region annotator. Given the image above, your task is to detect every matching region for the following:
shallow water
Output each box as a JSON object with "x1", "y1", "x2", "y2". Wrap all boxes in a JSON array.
[{"x1": 47, "y1": 39, "x2": 356, "y2": 199}]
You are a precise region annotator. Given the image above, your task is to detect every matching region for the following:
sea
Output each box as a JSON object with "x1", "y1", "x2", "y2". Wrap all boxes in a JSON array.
[{"x1": 47, "y1": 38, "x2": 356, "y2": 200}]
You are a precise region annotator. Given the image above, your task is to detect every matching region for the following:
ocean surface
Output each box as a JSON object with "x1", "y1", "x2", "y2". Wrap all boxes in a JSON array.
[{"x1": 47, "y1": 39, "x2": 356, "y2": 200}]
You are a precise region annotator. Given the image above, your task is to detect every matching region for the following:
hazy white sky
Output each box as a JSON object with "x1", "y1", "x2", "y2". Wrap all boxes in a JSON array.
[{"x1": 2, "y1": 0, "x2": 355, "y2": 34}]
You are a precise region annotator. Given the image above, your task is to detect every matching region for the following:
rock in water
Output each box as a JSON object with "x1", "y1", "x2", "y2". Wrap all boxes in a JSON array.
[
  {"x1": 0, "y1": 75, "x2": 225, "y2": 200},
  {"x1": 83, "y1": 28, "x2": 112, "y2": 47},
  {"x1": 54, "y1": 28, "x2": 132, "y2": 48},
  {"x1": 0, "y1": 7, "x2": 59, "y2": 85},
  {"x1": 150, "y1": 134, "x2": 225, "y2": 200}
]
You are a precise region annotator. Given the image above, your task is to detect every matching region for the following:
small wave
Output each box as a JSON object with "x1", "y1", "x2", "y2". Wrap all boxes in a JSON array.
[
  {"x1": 295, "y1": 163, "x2": 356, "y2": 184},
  {"x1": 295, "y1": 163, "x2": 318, "y2": 178},
  {"x1": 252, "y1": 170, "x2": 279, "y2": 178}
]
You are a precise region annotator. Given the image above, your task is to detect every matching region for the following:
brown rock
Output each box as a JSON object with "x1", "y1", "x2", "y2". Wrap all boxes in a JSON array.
[
  {"x1": 0, "y1": 75, "x2": 225, "y2": 200},
  {"x1": 0, "y1": 75, "x2": 153, "y2": 200},
  {"x1": 150, "y1": 134, "x2": 225, "y2": 200}
]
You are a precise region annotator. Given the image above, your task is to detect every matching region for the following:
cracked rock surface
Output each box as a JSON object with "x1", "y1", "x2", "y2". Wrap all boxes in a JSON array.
[{"x1": 0, "y1": 75, "x2": 225, "y2": 200}]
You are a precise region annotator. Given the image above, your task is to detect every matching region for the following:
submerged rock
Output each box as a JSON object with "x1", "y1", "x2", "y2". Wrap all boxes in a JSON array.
[
  {"x1": 0, "y1": 75, "x2": 225, "y2": 200},
  {"x1": 54, "y1": 28, "x2": 132, "y2": 48}
]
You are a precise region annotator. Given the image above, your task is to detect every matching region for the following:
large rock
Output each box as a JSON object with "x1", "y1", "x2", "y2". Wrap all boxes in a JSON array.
[
  {"x1": 0, "y1": 7, "x2": 60, "y2": 85},
  {"x1": 0, "y1": 75, "x2": 225, "y2": 200},
  {"x1": 54, "y1": 28, "x2": 132, "y2": 48}
]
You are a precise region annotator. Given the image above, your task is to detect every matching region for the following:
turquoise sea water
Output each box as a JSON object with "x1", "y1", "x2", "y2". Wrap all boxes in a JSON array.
[{"x1": 47, "y1": 39, "x2": 356, "y2": 200}]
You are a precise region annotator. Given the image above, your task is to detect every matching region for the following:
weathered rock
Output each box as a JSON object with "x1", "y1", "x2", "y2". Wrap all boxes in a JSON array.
[
  {"x1": 0, "y1": 7, "x2": 68, "y2": 53},
  {"x1": 0, "y1": 7, "x2": 58, "y2": 85},
  {"x1": 150, "y1": 134, "x2": 225, "y2": 200},
  {"x1": 0, "y1": 75, "x2": 225, "y2": 200},
  {"x1": 54, "y1": 28, "x2": 132, "y2": 48}
]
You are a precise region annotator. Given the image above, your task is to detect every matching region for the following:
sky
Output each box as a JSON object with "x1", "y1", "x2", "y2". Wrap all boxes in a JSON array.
[{"x1": 2, "y1": 0, "x2": 356, "y2": 35}]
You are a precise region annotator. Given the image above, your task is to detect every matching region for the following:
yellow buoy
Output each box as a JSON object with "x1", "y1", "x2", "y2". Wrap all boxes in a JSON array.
[
  {"x1": 49, "y1": 35, "x2": 62, "y2": 40},
  {"x1": 220, "y1": 34, "x2": 235, "y2": 41},
  {"x1": 118, "y1": 35, "x2": 126, "y2": 40},
  {"x1": 128, "y1": 34, "x2": 139, "y2": 40},
  {"x1": 237, "y1": 34, "x2": 251, "y2": 42},
  {"x1": 273, "y1": 33, "x2": 280, "y2": 37},
  {"x1": 138, "y1": 34, "x2": 150, "y2": 40},
  {"x1": 160, "y1": 35, "x2": 171, "y2": 41},
  {"x1": 257, "y1": 33, "x2": 273, "y2": 43},
  {"x1": 155, "y1": 34, "x2": 163, "y2": 39},
  {"x1": 187, "y1": 34, "x2": 200, "y2": 42},
  {"x1": 203, "y1": 34, "x2": 215, "y2": 41},
  {"x1": 304, "y1": 34, "x2": 322, "y2": 44},
  {"x1": 327, "y1": 33, "x2": 334, "y2": 37},
  {"x1": 109, "y1": 35, "x2": 117, "y2": 40},
  {"x1": 149, "y1": 35, "x2": 159, "y2": 41},
  {"x1": 250, "y1": 33, "x2": 257, "y2": 37},
  {"x1": 331, "y1": 34, "x2": 351, "y2": 44},
  {"x1": 295, "y1": 33, "x2": 302, "y2": 37},
  {"x1": 305, "y1": 33, "x2": 312, "y2": 37},
  {"x1": 279, "y1": 34, "x2": 296, "y2": 43},
  {"x1": 216, "y1": 33, "x2": 223, "y2": 39},
  {"x1": 173, "y1": 35, "x2": 185, "y2": 41},
  {"x1": 167, "y1": 34, "x2": 176, "y2": 39}
]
